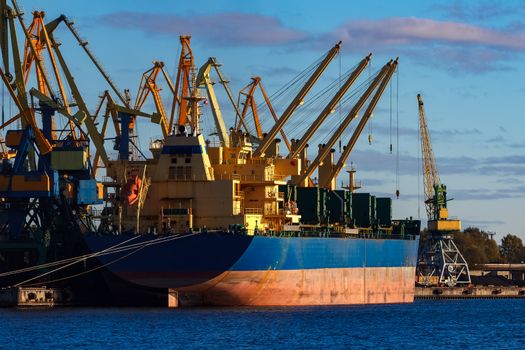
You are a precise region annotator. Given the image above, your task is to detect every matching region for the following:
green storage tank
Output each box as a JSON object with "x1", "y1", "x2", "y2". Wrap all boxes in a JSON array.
[{"x1": 376, "y1": 197, "x2": 392, "y2": 226}]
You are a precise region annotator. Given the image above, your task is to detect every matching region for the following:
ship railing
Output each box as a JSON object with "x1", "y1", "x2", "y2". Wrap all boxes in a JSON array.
[
  {"x1": 234, "y1": 190, "x2": 245, "y2": 198},
  {"x1": 258, "y1": 230, "x2": 417, "y2": 240},
  {"x1": 244, "y1": 208, "x2": 263, "y2": 215},
  {"x1": 273, "y1": 174, "x2": 288, "y2": 181},
  {"x1": 214, "y1": 172, "x2": 288, "y2": 183},
  {"x1": 246, "y1": 158, "x2": 271, "y2": 165}
]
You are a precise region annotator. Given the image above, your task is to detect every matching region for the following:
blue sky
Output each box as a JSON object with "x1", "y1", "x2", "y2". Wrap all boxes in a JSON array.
[{"x1": 17, "y1": 0, "x2": 525, "y2": 238}]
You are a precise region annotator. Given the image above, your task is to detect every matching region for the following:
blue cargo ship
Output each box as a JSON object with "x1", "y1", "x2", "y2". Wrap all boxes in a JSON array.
[{"x1": 85, "y1": 231, "x2": 419, "y2": 306}]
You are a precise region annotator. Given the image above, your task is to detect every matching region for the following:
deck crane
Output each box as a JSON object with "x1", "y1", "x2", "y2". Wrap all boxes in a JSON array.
[
  {"x1": 287, "y1": 53, "x2": 371, "y2": 160},
  {"x1": 253, "y1": 41, "x2": 342, "y2": 157},
  {"x1": 134, "y1": 61, "x2": 172, "y2": 138},
  {"x1": 235, "y1": 77, "x2": 291, "y2": 151},
  {"x1": 320, "y1": 59, "x2": 398, "y2": 189},
  {"x1": 416, "y1": 94, "x2": 470, "y2": 287},
  {"x1": 170, "y1": 36, "x2": 196, "y2": 131},
  {"x1": 195, "y1": 57, "x2": 235, "y2": 147},
  {"x1": 291, "y1": 59, "x2": 395, "y2": 188}
]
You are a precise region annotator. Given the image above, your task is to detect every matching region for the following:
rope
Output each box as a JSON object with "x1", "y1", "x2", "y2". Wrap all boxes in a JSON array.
[
  {"x1": 11, "y1": 234, "x2": 142, "y2": 287},
  {"x1": 21, "y1": 232, "x2": 199, "y2": 287},
  {"x1": 11, "y1": 233, "x2": 199, "y2": 287},
  {"x1": 0, "y1": 233, "x2": 187, "y2": 278}
]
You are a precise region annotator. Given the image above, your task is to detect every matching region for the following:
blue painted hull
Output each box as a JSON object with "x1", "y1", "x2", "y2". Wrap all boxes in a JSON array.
[{"x1": 85, "y1": 233, "x2": 419, "y2": 305}]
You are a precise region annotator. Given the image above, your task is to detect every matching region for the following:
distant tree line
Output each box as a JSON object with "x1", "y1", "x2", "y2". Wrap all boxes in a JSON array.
[{"x1": 419, "y1": 227, "x2": 525, "y2": 266}]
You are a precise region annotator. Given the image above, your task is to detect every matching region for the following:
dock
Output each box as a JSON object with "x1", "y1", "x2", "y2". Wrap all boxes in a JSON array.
[{"x1": 415, "y1": 286, "x2": 525, "y2": 299}]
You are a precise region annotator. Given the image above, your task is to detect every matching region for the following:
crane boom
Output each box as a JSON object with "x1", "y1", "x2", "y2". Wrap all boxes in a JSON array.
[
  {"x1": 321, "y1": 59, "x2": 398, "y2": 188},
  {"x1": 418, "y1": 94, "x2": 441, "y2": 219},
  {"x1": 51, "y1": 40, "x2": 109, "y2": 166},
  {"x1": 288, "y1": 53, "x2": 371, "y2": 159},
  {"x1": 291, "y1": 60, "x2": 392, "y2": 186},
  {"x1": 170, "y1": 36, "x2": 194, "y2": 130},
  {"x1": 134, "y1": 61, "x2": 170, "y2": 138},
  {"x1": 195, "y1": 57, "x2": 229, "y2": 147},
  {"x1": 253, "y1": 41, "x2": 342, "y2": 157},
  {"x1": 236, "y1": 77, "x2": 291, "y2": 151}
]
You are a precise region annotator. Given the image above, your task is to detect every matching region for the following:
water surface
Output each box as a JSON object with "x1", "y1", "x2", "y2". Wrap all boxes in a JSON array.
[{"x1": 1, "y1": 300, "x2": 523, "y2": 349}]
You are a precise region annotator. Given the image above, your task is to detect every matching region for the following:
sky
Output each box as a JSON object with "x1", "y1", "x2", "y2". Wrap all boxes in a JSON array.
[{"x1": 13, "y1": 0, "x2": 525, "y2": 239}]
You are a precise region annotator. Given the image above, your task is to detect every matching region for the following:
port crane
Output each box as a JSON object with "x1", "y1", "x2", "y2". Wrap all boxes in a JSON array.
[
  {"x1": 195, "y1": 57, "x2": 238, "y2": 148},
  {"x1": 235, "y1": 76, "x2": 291, "y2": 151},
  {"x1": 170, "y1": 36, "x2": 196, "y2": 131},
  {"x1": 134, "y1": 60, "x2": 173, "y2": 138},
  {"x1": 416, "y1": 94, "x2": 471, "y2": 287}
]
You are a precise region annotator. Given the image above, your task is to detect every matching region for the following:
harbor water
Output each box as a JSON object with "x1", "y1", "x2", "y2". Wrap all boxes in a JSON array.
[{"x1": 1, "y1": 299, "x2": 524, "y2": 349}]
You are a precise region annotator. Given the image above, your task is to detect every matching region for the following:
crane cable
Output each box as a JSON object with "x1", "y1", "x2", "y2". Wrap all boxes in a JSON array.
[
  {"x1": 395, "y1": 66, "x2": 400, "y2": 198},
  {"x1": 418, "y1": 94, "x2": 422, "y2": 219},
  {"x1": 338, "y1": 51, "x2": 342, "y2": 153}
]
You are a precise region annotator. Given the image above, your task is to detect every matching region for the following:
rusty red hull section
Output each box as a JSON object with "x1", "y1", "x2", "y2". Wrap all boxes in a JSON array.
[{"x1": 175, "y1": 267, "x2": 415, "y2": 306}]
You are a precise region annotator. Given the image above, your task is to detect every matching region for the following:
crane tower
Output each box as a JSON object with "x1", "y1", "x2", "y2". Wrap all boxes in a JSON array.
[{"x1": 416, "y1": 94, "x2": 471, "y2": 287}]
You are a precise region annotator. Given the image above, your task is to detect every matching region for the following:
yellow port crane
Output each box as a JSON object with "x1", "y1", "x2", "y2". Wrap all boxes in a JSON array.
[
  {"x1": 195, "y1": 57, "x2": 234, "y2": 148},
  {"x1": 253, "y1": 41, "x2": 342, "y2": 158},
  {"x1": 235, "y1": 76, "x2": 291, "y2": 151},
  {"x1": 291, "y1": 58, "x2": 396, "y2": 189},
  {"x1": 170, "y1": 36, "x2": 196, "y2": 131},
  {"x1": 134, "y1": 61, "x2": 172, "y2": 138},
  {"x1": 416, "y1": 93, "x2": 471, "y2": 287}
]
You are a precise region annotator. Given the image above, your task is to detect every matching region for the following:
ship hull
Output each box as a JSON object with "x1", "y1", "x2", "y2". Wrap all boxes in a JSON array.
[{"x1": 85, "y1": 233, "x2": 418, "y2": 306}]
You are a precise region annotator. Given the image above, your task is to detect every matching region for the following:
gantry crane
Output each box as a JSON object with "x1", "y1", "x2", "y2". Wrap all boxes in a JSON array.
[{"x1": 416, "y1": 94, "x2": 470, "y2": 287}]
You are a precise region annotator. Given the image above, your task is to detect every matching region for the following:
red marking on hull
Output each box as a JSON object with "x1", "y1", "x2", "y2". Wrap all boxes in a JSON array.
[{"x1": 157, "y1": 267, "x2": 415, "y2": 306}]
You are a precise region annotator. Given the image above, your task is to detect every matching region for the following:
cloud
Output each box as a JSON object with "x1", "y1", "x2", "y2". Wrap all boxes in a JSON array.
[
  {"x1": 453, "y1": 186, "x2": 525, "y2": 201},
  {"x1": 98, "y1": 12, "x2": 309, "y2": 47},
  {"x1": 326, "y1": 17, "x2": 525, "y2": 52},
  {"x1": 433, "y1": 1, "x2": 525, "y2": 21},
  {"x1": 97, "y1": 11, "x2": 525, "y2": 73},
  {"x1": 318, "y1": 17, "x2": 525, "y2": 73}
]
